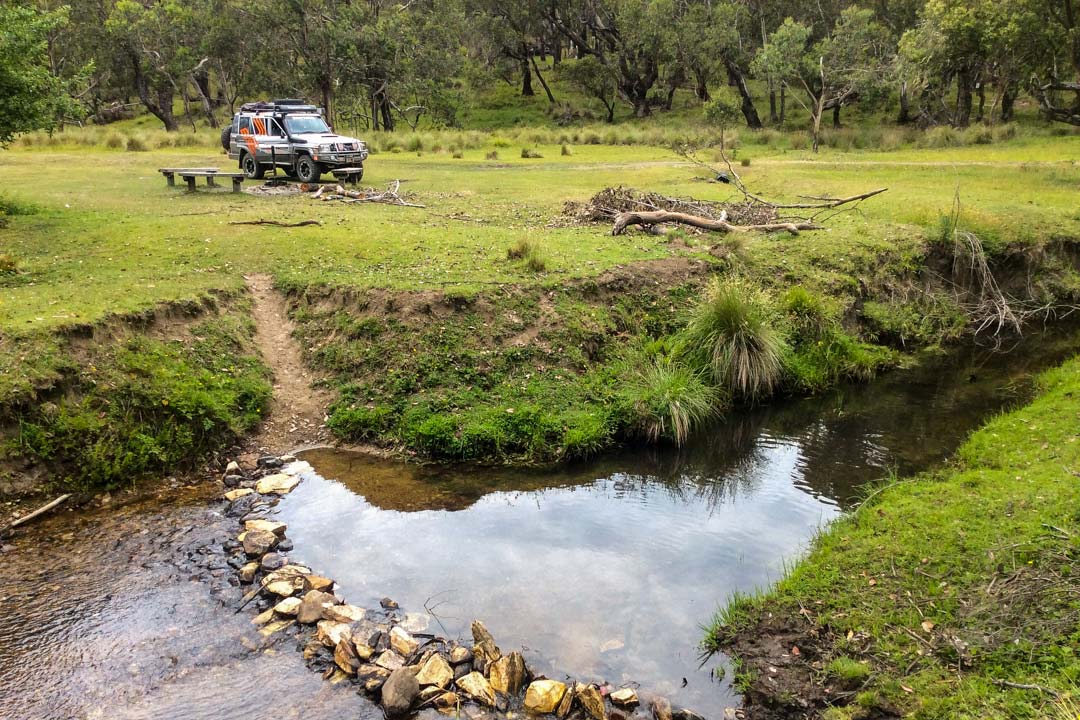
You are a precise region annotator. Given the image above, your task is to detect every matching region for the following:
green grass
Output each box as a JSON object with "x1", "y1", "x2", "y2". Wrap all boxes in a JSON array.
[{"x1": 706, "y1": 353, "x2": 1080, "y2": 719}]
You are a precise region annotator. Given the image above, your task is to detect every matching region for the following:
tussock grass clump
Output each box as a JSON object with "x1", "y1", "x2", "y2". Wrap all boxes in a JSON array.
[
  {"x1": 0, "y1": 254, "x2": 18, "y2": 274},
  {"x1": 677, "y1": 277, "x2": 785, "y2": 399},
  {"x1": 125, "y1": 135, "x2": 148, "y2": 152},
  {"x1": 105, "y1": 133, "x2": 124, "y2": 149},
  {"x1": 521, "y1": 148, "x2": 543, "y2": 159},
  {"x1": 485, "y1": 150, "x2": 499, "y2": 160},
  {"x1": 561, "y1": 144, "x2": 573, "y2": 156},
  {"x1": 625, "y1": 357, "x2": 719, "y2": 445},
  {"x1": 507, "y1": 238, "x2": 547, "y2": 272}
]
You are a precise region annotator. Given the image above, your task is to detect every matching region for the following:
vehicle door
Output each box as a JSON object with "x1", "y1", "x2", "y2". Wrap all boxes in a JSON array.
[
  {"x1": 259, "y1": 117, "x2": 291, "y2": 169},
  {"x1": 236, "y1": 115, "x2": 260, "y2": 159}
]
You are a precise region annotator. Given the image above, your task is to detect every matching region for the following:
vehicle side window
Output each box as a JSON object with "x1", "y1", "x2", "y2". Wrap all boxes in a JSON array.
[
  {"x1": 232, "y1": 116, "x2": 239, "y2": 133},
  {"x1": 238, "y1": 116, "x2": 252, "y2": 134},
  {"x1": 265, "y1": 118, "x2": 285, "y2": 137}
]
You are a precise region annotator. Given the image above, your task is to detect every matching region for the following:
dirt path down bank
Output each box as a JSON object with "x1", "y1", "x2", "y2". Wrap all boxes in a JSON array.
[{"x1": 243, "y1": 274, "x2": 333, "y2": 457}]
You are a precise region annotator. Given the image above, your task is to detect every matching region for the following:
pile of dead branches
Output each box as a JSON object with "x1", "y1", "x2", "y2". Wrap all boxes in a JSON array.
[
  {"x1": 567, "y1": 187, "x2": 778, "y2": 227},
  {"x1": 312, "y1": 180, "x2": 424, "y2": 207}
]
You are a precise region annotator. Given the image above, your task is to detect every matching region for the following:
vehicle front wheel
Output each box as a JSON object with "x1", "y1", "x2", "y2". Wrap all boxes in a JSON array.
[
  {"x1": 295, "y1": 155, "x2": 321, "y2": 183},
  {"x1": 241, "y1": 153, "x2": 265, "y2": 180}
]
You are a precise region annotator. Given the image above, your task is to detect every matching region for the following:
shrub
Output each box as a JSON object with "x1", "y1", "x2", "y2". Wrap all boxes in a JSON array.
[
  {"x1": 105, "y1": 133, "x2": 124, "y2": 149},
  {"x1": 452, "y1": 150, "x2": 464, "y2": 159},
  {"x1": 740, "y1": 157, "x2": 751, "y2": 167},
  {"x1": 624, "y1": 358, "x2": 719, "y2": 445},
  {"x1": 561, "y1": 144, "x2": 573, "y2": 156},
  {"x1": 677, "y1": 277, "x2": 785, "y2": 398},
  {"x1": 0, "y1": 254, "x2": 18, "y2": 274},
  {"x1": 486, "y1": 150, "x2": 499, "y2": 160},
  {"x1": 125, "y1": 135, "x2": 148, "y2": 152},
  {"x1": 789, "y1": 132, "x2": 810, "y2": 150}
]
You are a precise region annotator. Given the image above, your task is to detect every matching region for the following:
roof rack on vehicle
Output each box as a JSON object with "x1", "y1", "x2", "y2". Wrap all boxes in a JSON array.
[{"x1": 238, "y1": 99, "x2": 321, "y2": 114}]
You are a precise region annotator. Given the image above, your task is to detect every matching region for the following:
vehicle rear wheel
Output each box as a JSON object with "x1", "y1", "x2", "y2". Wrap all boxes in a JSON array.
[
  {"x1": 220, "y1": 126, "x2": 231, "y2": 151},
  {"x1": 241, "y1": 153, "x2": 265, "y2": 180},
  {"x1": 296, "y1": 155, "x2": 321, "y2": 183}
]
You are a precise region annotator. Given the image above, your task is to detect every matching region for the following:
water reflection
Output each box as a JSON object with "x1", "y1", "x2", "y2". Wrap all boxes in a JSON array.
[{"x1": 280, "y1": 327, "x2": 1080, "y2": 714}]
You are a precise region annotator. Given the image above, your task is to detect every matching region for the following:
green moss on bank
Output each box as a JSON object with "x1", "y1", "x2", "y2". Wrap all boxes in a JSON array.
[
  {"x1": 0, "y1": 310, "x2": 271, "y2": 491},
  {"x1": 706, "y1": 353, "x2": 1080, "y2": 718}
]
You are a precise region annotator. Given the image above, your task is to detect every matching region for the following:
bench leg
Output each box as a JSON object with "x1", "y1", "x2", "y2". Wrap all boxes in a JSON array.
[
  {"x1": 232, "y1": 178, "x2": 242, "y2": 193},
  {"x1": 185, "y1": 176, "x2": 196, "y2": 192},
  {"x1": 206, "y1": 176, "x2": 216, "y2": 187},
  {"x1": 165, "y1": 174, "x2": 175, "y2": 187}
]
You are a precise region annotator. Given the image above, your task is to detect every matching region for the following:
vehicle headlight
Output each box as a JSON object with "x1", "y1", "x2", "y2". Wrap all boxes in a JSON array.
[{"x1": 318, "y1": 143, "x2": 333, "y2": 153}]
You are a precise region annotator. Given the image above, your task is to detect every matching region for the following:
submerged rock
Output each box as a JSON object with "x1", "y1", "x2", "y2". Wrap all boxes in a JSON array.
[
  {"x1": 255, "y1": 473, "x2": 300, "y2": 495},
  {"x1": 525, "y1": 680, "x2": 568, "y2": 714},
  {"x1": 380, "y1": 597, "x2": 399, "y2": 610},
  {"x1": 457, "y1": 671, "x2": 497, "y2": 707},
  {"x1": 489, "y1": 652, "x2": 527, "y2": 695},
  {"x1": 382, "y1": 668, "x2": 420, "y2": 716},
  {"x1": 416, "y1": 653, "x2": 454, "y2": 689},
  {"x1": 650, "y1": 696, "x2": 672, "y2": 720}
]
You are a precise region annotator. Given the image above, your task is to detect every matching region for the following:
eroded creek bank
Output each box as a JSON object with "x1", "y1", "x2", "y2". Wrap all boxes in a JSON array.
[{"x1": 3, "y1": 325, "x2": 1080, "y2": 720}]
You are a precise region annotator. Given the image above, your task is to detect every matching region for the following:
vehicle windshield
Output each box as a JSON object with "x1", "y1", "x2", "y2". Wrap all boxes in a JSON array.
[{"x1": 284, "y1": 116, "x2": 331, "y2": 134}]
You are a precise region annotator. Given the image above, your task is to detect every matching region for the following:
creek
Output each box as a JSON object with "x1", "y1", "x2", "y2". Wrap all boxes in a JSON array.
[{"x1": 2, "y1": 327, "x2": 1079, "y2": 718}]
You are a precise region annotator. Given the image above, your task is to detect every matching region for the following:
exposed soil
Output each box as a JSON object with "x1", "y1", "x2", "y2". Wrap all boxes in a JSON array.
[{"x1": 242, "y1": 274, "x2": 333, "y2": 460}]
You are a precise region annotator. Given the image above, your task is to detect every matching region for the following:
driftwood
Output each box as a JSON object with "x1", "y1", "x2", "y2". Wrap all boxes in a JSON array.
[
  {"x1": 1, "y1": 494, "x2": 71, "y2": 536},
  {"x1": 229, "y1": 219, "x2": 322, "y2": 227},
  {"x1": 315, "y1": 180, "x2": 426, "y2": 207},
  {"x1": 612, "y1": 209, "x2": 821, "y2": 236}
]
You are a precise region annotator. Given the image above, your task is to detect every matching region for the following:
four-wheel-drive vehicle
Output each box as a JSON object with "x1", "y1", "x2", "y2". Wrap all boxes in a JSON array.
[{"x1": 222, "y1": 99, "x2": 368, "y2": 183}]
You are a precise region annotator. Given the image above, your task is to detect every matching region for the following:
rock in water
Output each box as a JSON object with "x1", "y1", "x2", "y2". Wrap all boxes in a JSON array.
[
  {"x1": 323, "y1": 603, "x2": 365, "y2": 623},
  {"x1": 557, "y1": 685, "x2": 575, "y2": 718},
  {"x1": 525, "y1": 680, "x2": 568, "y2": 714},
  {"x1": 297, "y1": 590, "x2": 337, "y2": 624},
  {"x1": 390, "y1": 626, "x2": 419, "y2": 656},
  {"x1": 224, "y1": 488, "x2": 253, "y2": 501},
  {"x1": 335, "y1": 639, "x2": 362, "y2": 674},
  {"x1": 255, "y1": 473, "x2": 300, "y2": 495},
  {"x1": 576, "y1": 684, "x2": 607, "y2": 720},
  {"x1": 375, "y1": 650, "x2": 405, "y2": 671},
  {"x1": 273, "y1": 597, "x2": 302, "y2": 616},
  {"x1": 382, "y1": 668, "x2": 419, "y2": 716},
  {"x1": 244, "y1": 518, "x2": 287, "y2": 536},
  {"x1": 242, "y1": 528, "x2": 277, "y2": 556},
  {"x1": 316, "y1": 620, "x2": 352, "y2": 648},
  {"x1": 450, "y1": 646, "x2": 473, "y2": 665},
  {"x1": 650, "y1": 696, "x2": 672, "y2": 720},
  {"x1": 489, "y1": 651, "x2": 527, "y2": 695},
  {"x1": 416, "y1": 653, "x2": 453, "y2": 689},
  {"x1": 610, "y1": 688, "x2": 639, "y2": 708},
  {"x1": 303, "y1": 574, "x2": 335, "y2": 592},
  {"x1": 457, "y1": 671, "x2": 497, "y2": 707},
  {"x1": 260, "y1": 553, "x2": 286, "y2": 571},
  {"x1": 257, "y1": 455, "x2": 284, "y2": 468},
  {"x1": 471, "y1": 620, "x2": 501, "y2": 664}
]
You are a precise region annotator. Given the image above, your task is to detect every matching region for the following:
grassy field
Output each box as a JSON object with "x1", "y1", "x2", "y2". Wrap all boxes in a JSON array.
[
  {"x1": 1, "y1": 122, "x2": 1080, "y2": 485},
  {"x1": 705, "y1": 352, "x2": 1080, "y2": 720}
]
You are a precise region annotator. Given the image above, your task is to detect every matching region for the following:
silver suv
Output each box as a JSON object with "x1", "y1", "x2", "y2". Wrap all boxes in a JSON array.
[{"x1": 222, "y1": 99, "x2": 368, "y2": 183}]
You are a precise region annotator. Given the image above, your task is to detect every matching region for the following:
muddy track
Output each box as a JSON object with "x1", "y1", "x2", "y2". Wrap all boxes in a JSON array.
[{"x1": 243, "y1": 274, "x2": 333, "y2": 458}]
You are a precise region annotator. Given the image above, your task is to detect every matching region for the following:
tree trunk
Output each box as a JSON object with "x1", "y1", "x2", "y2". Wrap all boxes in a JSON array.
[
  {"x1": 769, "y1": 83, "x2": 778, "y2": 124},
  {"x1": 780, "y1": 84, "x2": 786, "y2": 124},
  {"x1": 603, "y1": 99, "x2": 615, "y2": 123},
  {"x1": 724, "y1": 59, "x2": 762, "y2": 129},
  {"x1": 955, "y1": 69, "x2": 973, "y2": 127},
  {"x1": 130, "y1": 52, "x2": 178, "y2": 131},
  {"x1": 551, "y1": 35, "x2": 561, "y2": 66},
  {"x1": 811, "y1": 96, "x2": 824, "y2": 153},
  {"x1": 530, "y1": 56, "x2": 556, "y2": 104},
  {"x1": 694, "y1": 68, "x2": 710, "y2": 101},
  {"x1": 379, "y1": 95, "x2": 394, "y2": 132},
  {"x1": 976, "y1": 80, "x2": 986, "y2": 123},
  {"x1": 520, "y1": 55, "x2": 535, "y2": 96},
  {"x1": 897, "y1": 81, "x2": 911, "y2": 124},
  {"x1": 1000, "y1": 83, "x2": 1018, "y2": 123},
  {"x1": 832, "y1": 103, "x2": 841, "y2": 128},
  {"x1": 664, "y1": 67, "x2": 683, "y2": 111},
  {"x1": 192, "y1": 69, "x2": 218, "y2": 129}
]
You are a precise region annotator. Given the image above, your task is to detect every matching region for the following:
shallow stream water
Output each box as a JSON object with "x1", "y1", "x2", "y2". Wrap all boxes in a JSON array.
[{"x1": 2, "y1": 328, "x2": 1079, "y2": 718}]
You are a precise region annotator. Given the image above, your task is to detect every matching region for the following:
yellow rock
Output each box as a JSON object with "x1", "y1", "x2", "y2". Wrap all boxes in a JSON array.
[
  {"x1": 251, "y1": 607, "x2": 275, "y2": 625},
  {"x1": 524, "y1": 680, "x2": 568, "y2": 714},
  {"x1": 489, "y1": 651, "x2": 527, "y2": 695},
  {"x1": 244, "y1": 519, "x2": 287, "y2": 536},
  {"x1": 303, "y1": 574, "x2": 334, "y2": 592},
  {"x1": 258, "y1": 619, "x2": 294, "y2": 637},
  {"x1": 316, "y1": 620, "x2": 352, "y2": 647},
  {"x1": 576, "y1": 684, "x2": 607, "y2": 720},
  {"x1": 255, "y1": 473, "x2": 300, "y2": 495},
  {"x1": 416, "y1": 653, "x2": 453, "y2": 689},
  {"x1": 264, "y1": 579, "x2": 298, "y2": 596},
  {"x1": 239, "y1": 562, "x2": 259, "y2": 584},
  {"x1": 224, "y1": 488, "x2": 254, "y2": 501},
  {"x1": 457, "y1": 671, "x2": 496, "y2": 707},
  {"x1": 609, "y1": 688, "x2": 638, "y2": 707},
  {"x1": 274, "y1": 596, "x2": 302, "y2": 616},
  {"x1": 390, "y1": 626, "x2": 420, "y2": 656},
  {"x1": 324, "y1": 603, "x2": 365, "y2": 623}
]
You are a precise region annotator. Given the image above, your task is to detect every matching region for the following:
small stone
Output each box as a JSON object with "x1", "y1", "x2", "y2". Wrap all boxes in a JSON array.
[
  {"x1": 335, "y1": 639, "x2": 362, "y2": 674},
  {"x1": 264, "y1": 579, "x2": 298, "y2": 597},
  {"x1": 274, "y1": 596, "x2": 302, "y2": 616},
  {"x1": 375, "y1": 650, "x2": 406, "y2": 671},
  {"x1": 252, "y1": 607, "x2": 275, "y2": 625},
  {"x1": 323, "y1": 604, "x2": 365, "y2": 623},
  {"x1": 223, "y1": 474, "x2": 245, "y2": 488},
  {"x1": 316, "y1": 620, "x2": 352, "y2": 647},
  {"x1": 259, "y1": 618, "x2": 293, "y2": 637},
  {"x1": 225, "y1": 460, "x2": 242, "y2": 474},
  {"x1": 382, "y1": 668, "x2": 420, "y2": 716},
  {"x1": 435, "y1": 692, "x2": 460, "y2": 709},
  {"x1": 576, "y1": 684, "x2": 607, "y2": 720},
  {"x1": 257, "y1": 455, "x2": 284, "y2": 468},
  {"x1": 381, "y1": 597, "x2": 399, "y2": 609},
  {"x1": 303, "y1": 575, "x2": 334, "y2": 592},
  {"x1": 355, "y1": 643, "x2": 376, "y2": 661},
  {"x1": 471, "y1": 620, "x2": 501, "y2": 664},
  {"x1": 255, "y1": 473, "x2": 300, "y2": 495},
  {"x1": 239, "y1": 562, "x2": 259, "y2": 583},
  {"x1": 242, "y1": 528, "x2": 277, "y2": 556},
  {"x1": 488, "y1": 651, "x2": 527, "y2": 695},
  {"x1": 454, "y1": 663, "x2": 472, "y2": 681},
  {"x1": 525, "y1": 680, "x2": 568, "y2": 714},
  {"x1": 297, "y1": 590, "x2": 337, "y2": 624},
  {"x1": 557, "y1": 685, "x2": 575, "y2": 718},
  {"x1": 358, "y1": 663, "x2": 392, "y2": 692},
  {"x1": 280, "y1": 454, "x2": 297, "y2": 463},
  {"x1": 390, "y1": 626, "x2": 419, "y2": 656},
  {"x1": 276, "y1": 538, "x2": 294, "y2": 552},
  {"x1": 244, "y1": 519, "x2": 287, "y2": 536},
  {"x1": 450, "y1": 646, "x2": 474, "y2": 665},
  {"x1": 260, "y1": 553, "x2": 286, "y2": 571},
  {"x1": 610, "y1": 689, "x2": 638, "y2": 708},
  {"x1": 673, "y1": 709, "x2": 706, "y2": 720},
  {"x1": 224, "y1": 488, "x2": 253, "y2": 501},
  {"x1": 457, "y1": 671, "x2": 496, "y2": 707},
  {"x1": 416, "y1": 653, "x2": 454, "y2": 689}
]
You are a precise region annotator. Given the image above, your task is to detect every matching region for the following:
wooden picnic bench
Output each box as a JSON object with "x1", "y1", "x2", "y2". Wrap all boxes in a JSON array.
[
  {"x1": 331, "y1": 167, "x2": 365, "y2": 185},
  {"x1": 159, "y1": 168, "x2": 245, "y2": 193}
]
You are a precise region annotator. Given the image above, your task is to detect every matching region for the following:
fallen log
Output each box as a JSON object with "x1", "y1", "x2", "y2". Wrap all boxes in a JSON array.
[
  {"x1": 229, "y1": 219, "x2": 322, "y2": 227},
  {"x1": 612, "y1": 209, "x2": 821, "y2": 236},
  {"x1": 1, "y1": 494, "x2": 71, "y2": 536}
]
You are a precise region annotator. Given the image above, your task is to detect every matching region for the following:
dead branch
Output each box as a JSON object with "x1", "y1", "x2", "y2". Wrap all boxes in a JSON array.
[
  {"x1": 228, "y1": 219, "x2": 322, "y2": 227},
  {"x1": 315, "y1": 180, "x2": 426, "y2": 208},
  {"x1": 991, "y1": 679, "x2": 1060, "y2": 698},
  {"x1": 612, "y1": 209, "x2": 821, "y2": 236},
  {"x1": 1, "y1": 494, "x2": 71, "y2": 536}
]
